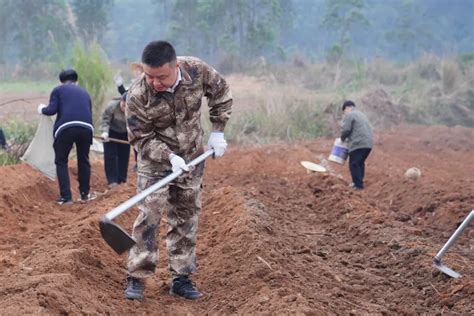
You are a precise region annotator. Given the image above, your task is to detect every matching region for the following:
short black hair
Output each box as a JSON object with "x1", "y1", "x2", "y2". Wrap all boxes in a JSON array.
[
  {"x1": 59, "y1": 69, "x2": 78, "y2": 83},
  {"x1": 141, "y1": 41, "x2": 177, "y2": 67},
  {"x1": 342, "y1": 100, "x2": 355, "y2": 111}
]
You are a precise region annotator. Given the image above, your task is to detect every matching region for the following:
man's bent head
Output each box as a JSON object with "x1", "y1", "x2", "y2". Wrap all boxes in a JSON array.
[
  {"x1": 342, "y1": 100, "x2": 355, "y2": 113},
  {"x1": 142, "y1": 41, "x2": 179, "y2": 92}
]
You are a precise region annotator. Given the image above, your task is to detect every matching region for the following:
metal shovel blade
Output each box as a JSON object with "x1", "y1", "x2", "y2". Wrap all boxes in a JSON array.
[
  {"x1": 433, "y1": 259, "x2": 460, "y2": 278},
  {"x1": 99, "y1": 218, "x2": 136, "y2": 254}
]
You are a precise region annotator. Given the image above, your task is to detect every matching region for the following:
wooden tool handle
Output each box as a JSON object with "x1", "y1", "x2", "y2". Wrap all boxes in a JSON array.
[{"x1": 93, "y1": 135, "x2": 130, "y2": 145}]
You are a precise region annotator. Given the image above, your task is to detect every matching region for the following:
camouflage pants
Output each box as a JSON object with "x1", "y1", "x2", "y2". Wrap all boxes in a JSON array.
[{"x1": 127, "y1": 165, "x2": 203, "y2": 279}]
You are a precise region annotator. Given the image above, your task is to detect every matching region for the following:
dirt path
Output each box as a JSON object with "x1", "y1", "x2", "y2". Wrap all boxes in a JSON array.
[{"x1": 0, "y1": 125, "x2": 472, "y2": 314}]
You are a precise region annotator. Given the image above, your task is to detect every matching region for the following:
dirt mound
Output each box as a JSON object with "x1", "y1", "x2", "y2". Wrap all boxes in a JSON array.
[
  {"x1": 0, "y1": 125, "x2": 473, "y2": 314},
  {"x1": 360, "y1": 89, "x2": 407, "y2": 128}
]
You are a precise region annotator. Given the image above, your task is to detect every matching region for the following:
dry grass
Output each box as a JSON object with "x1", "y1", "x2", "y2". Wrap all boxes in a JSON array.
[
  {"x1": 2, "y1": 54, "x2": 472, "y2": 147},
  {"x1": 212, "y1": 54, "x2": 474, "y2": 143}
]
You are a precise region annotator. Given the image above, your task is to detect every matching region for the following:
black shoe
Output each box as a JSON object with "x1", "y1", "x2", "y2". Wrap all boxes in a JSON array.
[
  {"x1": 170, "y1": 276, "x2": 203, "y2": 300},
  {"x1": 124, "y1": 276, "x2": 145, "y2": 301},
  {"x1": 56, "y1": 197, "x2": 73, "y2": 205},
  {"x1": 79, "y1": 192, "x2": 97, "y2": 203}
]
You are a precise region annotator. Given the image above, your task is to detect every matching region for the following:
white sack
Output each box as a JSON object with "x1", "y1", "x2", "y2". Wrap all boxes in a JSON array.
[
  {"x1": 21, "y1": 115, "x2": 56, "y2": 180},
  {"x1": 91, "y1": 138, "x2": 104, "y2": 153}
]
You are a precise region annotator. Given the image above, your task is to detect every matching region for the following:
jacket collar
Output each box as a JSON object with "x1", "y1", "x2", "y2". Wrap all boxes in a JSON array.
[{"x1": 178, "y1": 62, "x2": 193, "y2": 86}]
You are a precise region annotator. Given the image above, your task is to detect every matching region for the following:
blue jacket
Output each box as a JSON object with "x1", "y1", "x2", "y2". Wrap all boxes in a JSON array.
[{"x1": 42, "y1": 83, "x2": 94, "y2": 138}]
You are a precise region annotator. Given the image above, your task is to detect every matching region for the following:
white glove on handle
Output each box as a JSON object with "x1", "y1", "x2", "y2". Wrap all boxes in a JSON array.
[
  {"x1": 101, "y1": 132, "x2": 109, "y2": 142},
  {"x1": 169, "y1": 153, "x2": 190, "y2": 173},
  {"x1": 207, "y1": 132, "x2": 227, "y2": 157},
  {"x1": 37, "y1": 103, "x2": 46, "y2": 114},
  {"x1": 114, "y1": 75, "x2": 124, "y2": 87}
]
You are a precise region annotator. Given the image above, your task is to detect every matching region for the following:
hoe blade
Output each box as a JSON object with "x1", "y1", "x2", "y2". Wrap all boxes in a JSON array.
[
  {"x1": 99, "y1": 218, "x2": 136, "y2": 254},
  {"x1": 433, "y1": 260, "x2": 461, "y2": 278}
]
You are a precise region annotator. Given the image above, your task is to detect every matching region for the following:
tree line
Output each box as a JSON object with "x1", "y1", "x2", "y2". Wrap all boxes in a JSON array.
[{"x1": 0, "y1": 0, "x2": 472, "y2": 68}]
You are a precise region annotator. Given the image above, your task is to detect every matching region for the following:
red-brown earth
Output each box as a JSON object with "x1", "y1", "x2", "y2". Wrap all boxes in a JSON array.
[{"x1": 0, "y1": 125, "x2": 473, "y2": 314}]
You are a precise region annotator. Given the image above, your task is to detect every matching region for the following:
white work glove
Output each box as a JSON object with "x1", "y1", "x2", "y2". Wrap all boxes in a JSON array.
[
  {"x1": 169, "y1": 153, "x2": 190, "y2": 173},
  {"x1": 207, "y1": 132, "x2": 227, "y2": 157},
  {"x1": 37, "y1": 103, "x2": 46, "y2": 114},
  {"x1": 114, "y1": 75, "x2": 124, "y2": 87},
  {"x1": 101, "y1": 132, "x2": 109, "y2": 142}
]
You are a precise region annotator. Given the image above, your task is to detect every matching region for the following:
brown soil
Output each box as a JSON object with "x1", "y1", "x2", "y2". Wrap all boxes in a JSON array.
[{"x1": 0, "y1": 125, "x2": 473, "y2": 314}]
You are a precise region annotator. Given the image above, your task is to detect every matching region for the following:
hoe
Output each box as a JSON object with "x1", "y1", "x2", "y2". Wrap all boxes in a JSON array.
[
  {"x1": 433, "y1": 210, "x2": 473, "y2": 278},
  {"x1": 99, "y1": 149, "x2": 214, "y2": 254}
]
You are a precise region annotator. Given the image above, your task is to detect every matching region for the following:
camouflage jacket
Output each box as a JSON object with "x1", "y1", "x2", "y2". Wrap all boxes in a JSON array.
[
  {"x1": 126, "y1": 56, "x2": 232, "y2": 177},
  {"x1": 100, "y1": 98, "x2": 127, "y2": 134}
]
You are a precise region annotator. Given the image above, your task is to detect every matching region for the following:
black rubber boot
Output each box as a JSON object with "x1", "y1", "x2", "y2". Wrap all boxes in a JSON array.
[
  {"x1": 124, "y1": 276, "x2": 145, "y2": 301},
  {"x1": 169, "y1": 276, "x2": 203, "y2": 300}
]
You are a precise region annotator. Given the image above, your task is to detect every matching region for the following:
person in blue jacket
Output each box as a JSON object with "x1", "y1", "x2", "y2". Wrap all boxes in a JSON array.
[{"x1": 38, "y1": 69, "x2": 94, "y2": 205}]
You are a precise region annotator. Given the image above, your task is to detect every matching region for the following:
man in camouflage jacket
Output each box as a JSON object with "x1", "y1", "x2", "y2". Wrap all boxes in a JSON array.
[{"x1": 124, "y1": 41, "x2": 232, "y2": 301}]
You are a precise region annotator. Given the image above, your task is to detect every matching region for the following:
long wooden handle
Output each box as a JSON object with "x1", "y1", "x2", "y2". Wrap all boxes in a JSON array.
[{"x1": 93, "y1": 135, "x2": 130, "y2": 145}]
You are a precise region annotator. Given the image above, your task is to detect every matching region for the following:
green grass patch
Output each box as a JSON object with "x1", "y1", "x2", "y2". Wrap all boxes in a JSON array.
[
  {"x1": 0, "y1": 81, "x2": 56, "y2": 93},
  {"x1": 1, "y1": 119, "x2": 37, "y2": 165},
  {"x1": 0, "y1": 151, "x2": 20, "y2": 166}
]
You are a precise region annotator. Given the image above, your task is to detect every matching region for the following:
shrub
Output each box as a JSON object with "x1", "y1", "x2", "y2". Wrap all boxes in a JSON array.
[
  {"x1": 72, "y1": 42, "x2": 113, "y2": 126},
  {"x1": 414, "y1": 54, "x2": 441, "y2": 81},
  {"x1": 458, "y1": 53, "x2": 474, "y2": 72},
  {"x1": 441, "y1": 60, "x2": 460, "y2": 95},
  {"x1": 3, "y1": 120, "x2": 37, "y2": 145},
  {"x1": 1, "y1": 120, "x2": 37, "y2": 165},
  {"x1": 0, "y1": 151, "x2": 18, "y2": 165}
]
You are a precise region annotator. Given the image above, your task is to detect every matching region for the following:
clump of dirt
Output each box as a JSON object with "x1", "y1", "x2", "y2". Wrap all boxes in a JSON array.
[{"x1": 0, "y1": 125, "x2": 472, "y2": 314}]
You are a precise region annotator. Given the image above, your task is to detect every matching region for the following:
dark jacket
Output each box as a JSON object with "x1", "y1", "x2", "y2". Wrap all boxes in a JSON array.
[{"x1": 42, "y1": 83, "x2": 93, "y2": 138}]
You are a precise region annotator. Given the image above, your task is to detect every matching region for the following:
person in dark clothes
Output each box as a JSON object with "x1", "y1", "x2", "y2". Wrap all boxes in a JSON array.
[
  {"x1": 114, "y1": 74, "x2": 138, "y2": 171},
  {"x1": 0, "y1": 128, "x2": 7, "y2": 149},
  {"x1": 114, "y1": 74, "x2": 127, "y2": 95},
  {"x1": 38, "y1": 69, "x2": 94, "y2": 205},
  {"x1": 340, "y1": 100, "x2": 373, "y2": 190},
  {"x1": 100, "y1": 92, "x2": 131, "y2": 188}
]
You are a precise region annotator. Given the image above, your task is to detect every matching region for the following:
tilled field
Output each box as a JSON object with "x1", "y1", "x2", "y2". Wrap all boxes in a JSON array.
[{"x1": 0, "y1": 125, "x2": 473, "y2": 314}]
